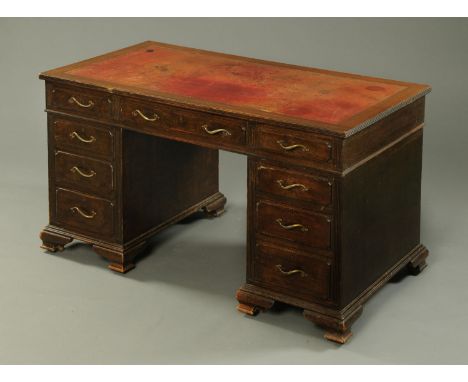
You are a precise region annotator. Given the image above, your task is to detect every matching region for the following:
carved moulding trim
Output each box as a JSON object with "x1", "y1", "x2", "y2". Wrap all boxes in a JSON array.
[{"x1": 345, "y1": 88, "x2": 431, "y2": 138}]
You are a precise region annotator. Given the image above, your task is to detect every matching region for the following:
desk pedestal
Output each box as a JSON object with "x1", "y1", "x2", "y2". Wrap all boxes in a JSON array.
[{"x1": 40, "y1": 124, "x2": 226, "y2": 273}]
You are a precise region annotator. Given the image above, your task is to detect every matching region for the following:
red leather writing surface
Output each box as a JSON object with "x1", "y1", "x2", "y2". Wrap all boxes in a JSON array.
[{"x1": 68, "y1": 43, "x2": 406, "y2": 125}]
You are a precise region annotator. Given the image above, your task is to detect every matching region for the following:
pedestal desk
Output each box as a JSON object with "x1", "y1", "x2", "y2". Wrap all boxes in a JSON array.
[{"x1": 39, "y1": 41, "x2": 430, "y2": 344}]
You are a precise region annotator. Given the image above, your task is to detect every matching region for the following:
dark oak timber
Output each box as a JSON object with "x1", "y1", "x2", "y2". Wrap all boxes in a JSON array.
[{"x1": 39, "y1": 41, "x2": 431, "y2": 344}]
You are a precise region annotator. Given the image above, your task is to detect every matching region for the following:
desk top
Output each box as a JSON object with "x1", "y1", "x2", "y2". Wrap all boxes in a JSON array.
[{"x1": 40, "y1": 41, "x2": 430, "y2": 137}]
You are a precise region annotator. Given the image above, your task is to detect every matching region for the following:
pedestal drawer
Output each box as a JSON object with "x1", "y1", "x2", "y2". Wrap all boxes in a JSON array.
[
  {"x1": 256, "y1": 162, "x2": 333, "y2": 207},
  {"x1": 55, "y1": 151, "x2": 114, "y2": 197},
  {"x1": 55, "y1": 188, "x2": 114, "y2": 238},
  {"x1": 53, "y1": 117, "x2": 114, "y2": 159},
  {"x1": 46, "y1": 83, "x2": 113, "y2": 121},
  {"x1": 256, "y1": 200, "x2": 332, "y2": 250},
  {"x1": 253, "y1": 242, "x2": 332, "y2": 300},
  {"x1": 254, "y1": 124, "x2": 333, "y2": 164}
]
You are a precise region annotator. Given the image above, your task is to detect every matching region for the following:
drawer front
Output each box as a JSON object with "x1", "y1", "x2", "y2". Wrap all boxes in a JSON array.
[
  {"x1": 256, "y1": 163, "x2": 333, "y2": 207},
  {"x1": 120, "y1": 97, "x2": 247, "y2": 148},
  {"x1": 55, "y1": 188, "x2": 114, "y2": 238},
  {"x1": 120, "y1": 97, "x2": 179, "y2": 130},
  {"x1": 256, "y1": 200, "x2": 332, "y2": 249},
  {"x1": 55, "y1": 151, "x2": 114, "y2": 197},
  {"x1": 173, "y1": 109, "x2": 247, "y2": 148},
  {"x1": 253, "y1": 242, "x2": 332, "y2": 300},
  {"x1": 47, "y1": 84, "x2": 113, "y2": 121},
  {"x1": 53, "y1": 117, "x2": 114, "y2": 158},
  {"x1": 255, "y1": 124, "x2": 333, "y2": 164}
]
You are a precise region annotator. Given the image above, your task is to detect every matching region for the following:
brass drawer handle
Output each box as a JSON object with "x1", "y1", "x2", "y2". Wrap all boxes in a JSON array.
[
  {"x1": 68, "y1": 96, "x2": 94, "y2": 108},
  {"x1": 276, "y1": 264, "x2": 307, "y2": 278},
  {"x1": 202, "y1": 124, "x2": 232, "y2": 136},
  {"x1": 277, "y1": 140, "x2": 309, "y2": 152},
  {"x1": 132, "y1": 109, "x2": 160, "y2": 122},
  {"x1": 69, "y1": 131, "x2": 96, "y2": 143},
  {"x1": 276, "y1": 218, "x2": 308, "y2": 232},
  {"x1": 276, "y1": 179, "x2": 308, "y2": 192},
  {"x1": 70, "y1": 206, "x2": 96, "y2": 219},
  {"x1": 70, "y1": 166, "x2": 96, "y2": 178}
]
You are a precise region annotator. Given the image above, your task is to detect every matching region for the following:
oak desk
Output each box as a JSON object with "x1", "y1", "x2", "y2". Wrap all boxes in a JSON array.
[{"x1": 39, "y1": 41, "x2": 430, "y2": 344}]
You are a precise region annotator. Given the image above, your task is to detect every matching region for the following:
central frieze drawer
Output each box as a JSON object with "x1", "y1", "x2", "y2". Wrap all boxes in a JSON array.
[
  {"x1": 55, "y1": 151, "x2": 114, "y2": 197},
  {"x1": 256, "y1": 200, "x2": 332, "y2": 250},
  {"x1": 119, "y1": 97, "x2": 247, "y2": 148},
  {"x1": 173, "y1": 109, "x2": 247, "y2": 147},
  {"x1": 119, "y1": 97, "x2": 179, "y2": 130}
]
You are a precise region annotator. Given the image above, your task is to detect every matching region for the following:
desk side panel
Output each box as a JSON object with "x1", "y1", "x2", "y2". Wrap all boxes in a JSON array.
[
  {"x1": 340, "y1": 97, "x2": 426, "y2": 171},
  {"x1": 121, "y1": 129, "x2": 219, "y2": 242},
  {"x1": 339, "y1": 130, "x2": 423, "y2": 307}
]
